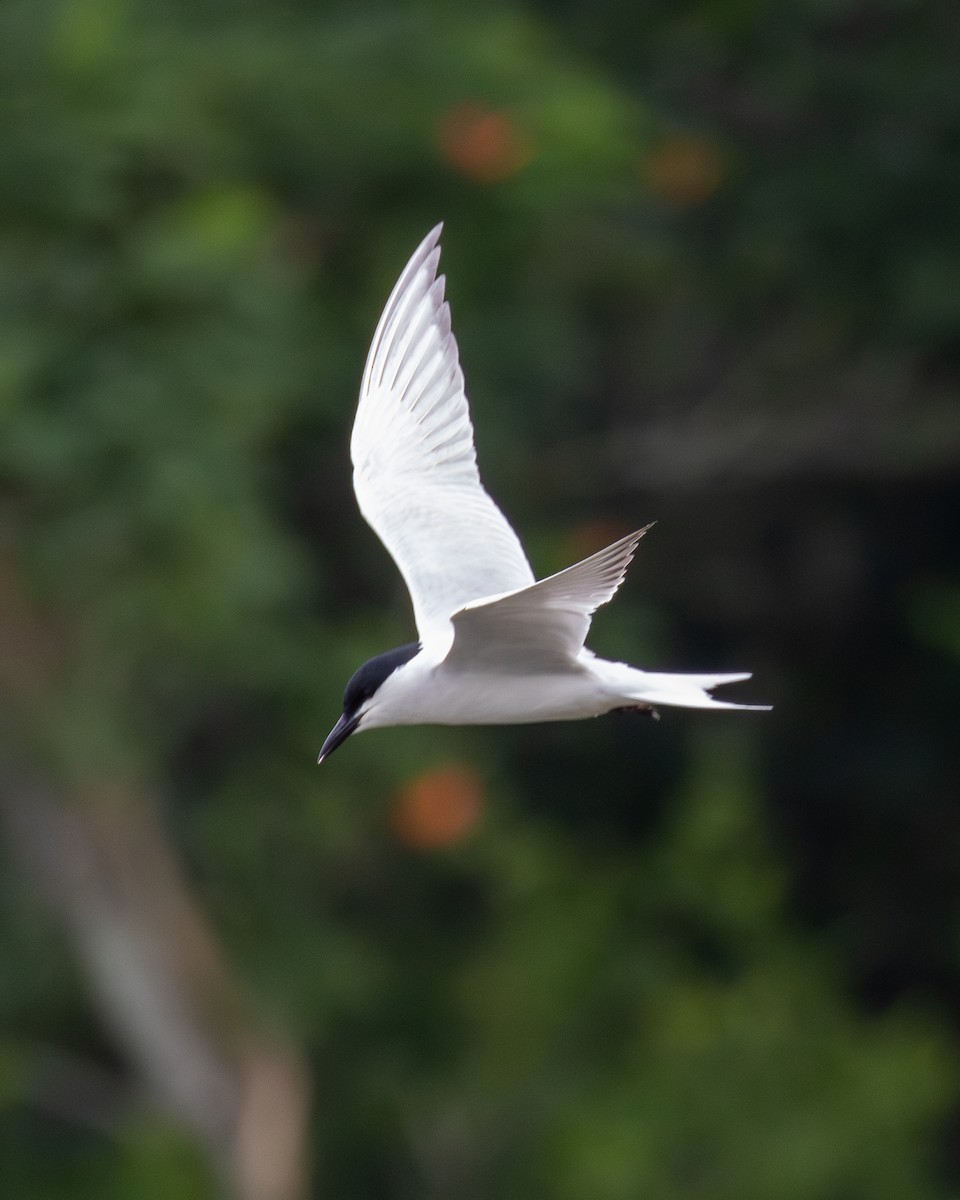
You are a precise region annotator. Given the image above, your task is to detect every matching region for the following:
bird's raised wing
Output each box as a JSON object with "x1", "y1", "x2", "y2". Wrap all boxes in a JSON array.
[
  {"x1": 444, "y1": 526, "x2": 653, "y2": 672},
  {"x1": 351, "y1": 225, "x2": 535, "y2": 643}
]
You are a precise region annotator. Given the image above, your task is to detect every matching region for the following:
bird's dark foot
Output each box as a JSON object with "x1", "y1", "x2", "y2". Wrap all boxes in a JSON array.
[{"x1": 613, "y1": 703, "x2": 661, "y2": 721}]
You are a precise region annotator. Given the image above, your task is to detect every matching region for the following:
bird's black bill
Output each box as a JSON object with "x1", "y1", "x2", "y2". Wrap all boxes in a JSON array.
[{"x1": 318, "y1": 713, "x2": 360, "y2": 763}]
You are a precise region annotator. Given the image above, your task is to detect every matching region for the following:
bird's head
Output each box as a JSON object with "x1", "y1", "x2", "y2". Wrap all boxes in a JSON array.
[{"x1": 318, "y1": 642, "x2": 421, "y2": 762}]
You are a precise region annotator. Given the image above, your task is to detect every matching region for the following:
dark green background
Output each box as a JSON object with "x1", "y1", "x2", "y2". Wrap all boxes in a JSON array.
[{"x1": 2, "y1": 1, "x2": 959, "y2": 1196}]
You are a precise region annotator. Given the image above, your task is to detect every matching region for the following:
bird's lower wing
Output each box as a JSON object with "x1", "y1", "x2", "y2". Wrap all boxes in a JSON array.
[
  {"x1": 444, "y1": 526, "x2": 652, "y2": 672},
  {"x1": 356, "y1": 476, "x2": 536, "y2": 643}
]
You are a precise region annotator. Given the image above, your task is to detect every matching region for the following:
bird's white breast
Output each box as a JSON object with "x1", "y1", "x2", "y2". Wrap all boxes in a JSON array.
[{"x1": 367, "y1": 651, "x2": 615, "y2": 728}]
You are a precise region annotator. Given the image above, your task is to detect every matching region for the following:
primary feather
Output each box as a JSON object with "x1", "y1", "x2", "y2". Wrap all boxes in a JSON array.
[{"x1": 351, "y1": 224, "x2": 534, "y2": 644}]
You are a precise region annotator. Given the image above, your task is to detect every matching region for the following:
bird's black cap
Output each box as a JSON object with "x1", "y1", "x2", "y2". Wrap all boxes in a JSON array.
[{"x1": 318, "y1": 642, "x2": 420, "y2": 762}]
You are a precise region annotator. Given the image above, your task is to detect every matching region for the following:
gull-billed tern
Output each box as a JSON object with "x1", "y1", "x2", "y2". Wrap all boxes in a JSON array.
[{"x1": 319, "y1": 226, "x2": 768, "y2": 762}]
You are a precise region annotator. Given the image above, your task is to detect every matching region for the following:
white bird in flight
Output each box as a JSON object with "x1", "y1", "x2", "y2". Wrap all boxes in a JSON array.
[{"x1": 319, "y1": 226, "x2": 768, "y2": 762}]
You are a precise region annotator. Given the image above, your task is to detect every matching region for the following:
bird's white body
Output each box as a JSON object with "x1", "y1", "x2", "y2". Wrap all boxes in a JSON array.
[
  {"x1": 361, "y1": 648, "x2": 755, "y2": 732},
  {"x1": 319, "y1": 226, "x2": 767, "y2": 761},
  {"x1": 361, "y1": 649, "x2": 610, "y2": 729}
]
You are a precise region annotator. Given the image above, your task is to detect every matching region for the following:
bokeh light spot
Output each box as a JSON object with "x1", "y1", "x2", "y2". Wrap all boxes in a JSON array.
[
  {"x1": 644, "y1": 134, "x2": 726, "y2": 208},
  {"x1": 437, "y1": 103, "x2": 534, "y2": 183},
  {"x1": 391, "y1": 763, "x2": 485, "y2": 849}
]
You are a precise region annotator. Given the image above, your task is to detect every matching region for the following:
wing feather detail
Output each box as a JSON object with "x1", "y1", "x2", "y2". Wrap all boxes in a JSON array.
[
  {"x1": 351, "y1": 226, "x2": 534, "y2": 642},
  {"x1": 445, "y1": 526, "x2": 654, "y2": 672}
]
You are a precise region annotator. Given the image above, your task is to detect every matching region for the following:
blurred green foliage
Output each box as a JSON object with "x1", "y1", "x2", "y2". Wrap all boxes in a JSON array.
[{"x1": 2, "y1": 0, "x2": 960, "y2": 1197}]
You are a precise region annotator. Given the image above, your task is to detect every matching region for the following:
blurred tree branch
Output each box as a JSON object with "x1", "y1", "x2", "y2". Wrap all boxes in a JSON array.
[
  {"x1": 0, "y1": 564, "x2": 310, "y2": 1200},
  {"x1": 552, "y1": 351, "x2": 960, "y2": 496}
]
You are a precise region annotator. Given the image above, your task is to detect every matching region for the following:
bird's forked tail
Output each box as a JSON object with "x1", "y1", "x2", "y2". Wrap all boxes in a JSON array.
[{"x1": 620, "y1": 669, "x2": 771, "y2": 711}]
